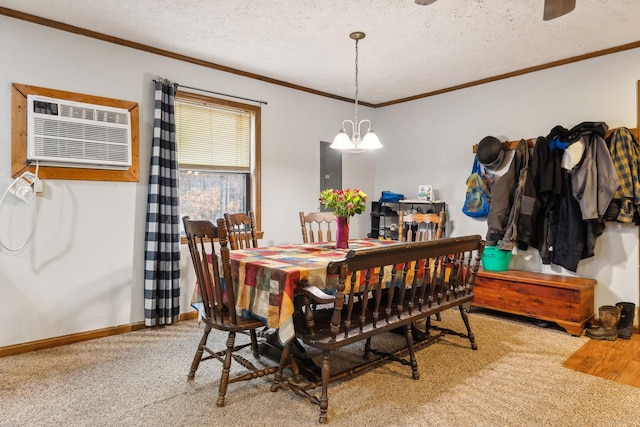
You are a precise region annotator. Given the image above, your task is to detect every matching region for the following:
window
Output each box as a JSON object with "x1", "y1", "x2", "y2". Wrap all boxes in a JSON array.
[{"x1": 175, "y1": 91, "x2": 261, "y2": 235}]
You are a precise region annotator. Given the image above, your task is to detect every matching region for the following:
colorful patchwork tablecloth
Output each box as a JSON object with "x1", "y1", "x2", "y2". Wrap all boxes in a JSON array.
[{"x1": 194, "y1": 239, "x2": 399, "y2": 343}]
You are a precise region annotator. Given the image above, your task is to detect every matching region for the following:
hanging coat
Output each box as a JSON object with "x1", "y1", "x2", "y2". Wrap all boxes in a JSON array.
[
  {"x1": 548, "y1": 122, "x2": 611, "y2": 271},
  {"x1": 530, "y1": 132, "x2": 565, "y2": 264},
  {"x1": 486, "y1": 139, "x2": 537, "y2": 250},
  {"x1": 486, "y1": 151, "x2": 518, "y2": 247},
  {"x1": 570, "y1": 124, "x2": 620, "y2": 221},
  {"x1": 500, "y1": 139, "x2": 538, "y2": 251},
  {"x1": 606, "y1": 127, "x2": 640, "y2": 223},
  {"x1": 548, "y1": 170, "x2": 587, "y2": 272}
]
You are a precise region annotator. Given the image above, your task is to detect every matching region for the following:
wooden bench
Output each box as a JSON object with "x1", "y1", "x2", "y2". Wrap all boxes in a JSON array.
[
  {"x1": 472, "y1": 269, "x2": 596, "y2": 336},
  {"x1": 270, "y1": 235, "x2": 484, "y2": 424}
]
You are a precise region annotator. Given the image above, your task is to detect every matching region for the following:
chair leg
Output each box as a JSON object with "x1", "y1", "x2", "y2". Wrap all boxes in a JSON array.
[
  {"x1": 189, "y1": 324, "x2": 212, "y2": 380},
  {"x1": 458, "y1": 305, "x2": 478, "y2": 350},
  {"x1": 363, "y1": 336, "x2": 372, "y2": 359},
  {"x1": 318, "y1": 350, "x2": 331, "y2": 424},
  {"x1": 249, "y1": 329, "x2": 260, "y2": 359},
  {"x1": 217, "y1": 331, "x2": 236, "y2": 407},
  {"x1": 403, "y1": 324, "x2": 420, "y2": 380},
  {"x1": 271, "y1": 339, "x2": 294, "y2": 392},
  {"x1": 425, "y1": 314, "x2": 432, "y2": 334},
  {"x1": 287, "y1": 353, "x2": 302, "y2": 383}
]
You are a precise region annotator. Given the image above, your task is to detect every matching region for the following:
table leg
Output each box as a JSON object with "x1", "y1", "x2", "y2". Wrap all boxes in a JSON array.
[{"x1": 259, "y1": 332, "x2": 322, "y2": 382}]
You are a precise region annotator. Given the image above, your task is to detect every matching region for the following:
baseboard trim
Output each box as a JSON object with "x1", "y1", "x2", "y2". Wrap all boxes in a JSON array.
[
  {"x1": 0, "y1": 311, "x2": 199, "y2": 358},
  {"x1": 180, "y1": 311, "x2": 199, "y2": 321},
  {"x1": 0, "y1": 311, "x2": 635, "y2": 358}
]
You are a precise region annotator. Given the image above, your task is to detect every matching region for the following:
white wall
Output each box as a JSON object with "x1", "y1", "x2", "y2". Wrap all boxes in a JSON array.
[
  {"x1": 1, "y1": 15, "x2": 638, "y2": 348},
  {"x1": 0, "y1": 16, "x2": 375, "y2": 347},
  {"x1": 374, "y1": 48, "x2": 640, "y2": 312}
]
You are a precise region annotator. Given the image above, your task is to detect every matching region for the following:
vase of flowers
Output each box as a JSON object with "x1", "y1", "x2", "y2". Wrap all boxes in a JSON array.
[
  {"x1": 319, "y1": 188, "x2": 367, "y2": 249},
  {"x1": 332, "y1": 216, "x2": 349, "y2": 250}
]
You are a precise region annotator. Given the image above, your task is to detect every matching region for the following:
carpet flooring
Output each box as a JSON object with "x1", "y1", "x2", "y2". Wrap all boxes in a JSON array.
[{"x1": 2, "y1": 310, "x2": 640, "y2": 426}]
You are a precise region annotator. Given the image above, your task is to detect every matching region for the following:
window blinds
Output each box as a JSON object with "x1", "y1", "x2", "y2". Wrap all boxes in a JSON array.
[{"x1": 175, "y1": 100, "x2": 251, "y2": 171}]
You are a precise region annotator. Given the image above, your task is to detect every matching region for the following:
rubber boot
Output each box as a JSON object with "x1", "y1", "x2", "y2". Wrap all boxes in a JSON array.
[
  {"x1": 585, "y1": 305, "x2": 621, "y2": 341},
  {"x1": 615, "y1": 302, "x2": 635, "y2": 339}
]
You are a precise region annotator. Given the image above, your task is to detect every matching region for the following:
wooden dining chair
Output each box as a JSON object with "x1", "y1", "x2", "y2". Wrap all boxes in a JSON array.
[
  {"x1": 398, "y1": 209, "x2": 447, "y2": 325},
  {"x1": 223, "y1": 211, "x2": 259, "y2": 250},
  {"x1": 182, "y1": 216, "x2": 275, "y2": 407},
  {"x1": 299, "y1": 211, "x2": 337, "y2": 243},
  {"x1": 398, "y1": 210, "x2": 446, "y2": 242}
]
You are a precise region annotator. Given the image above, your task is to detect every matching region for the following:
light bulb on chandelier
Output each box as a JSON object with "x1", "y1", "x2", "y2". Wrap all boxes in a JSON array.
[{"x1": 330, "y1": 31, "x2": 382, "y2": 153}]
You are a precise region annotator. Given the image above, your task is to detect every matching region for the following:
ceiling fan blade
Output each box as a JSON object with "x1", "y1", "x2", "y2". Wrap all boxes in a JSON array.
[
  {"x1": 415, "y1": 0, "x2": 438, "y2": 5},
  {"x1": 543, "y1": 0, "x2": 576, "y2": 21}
]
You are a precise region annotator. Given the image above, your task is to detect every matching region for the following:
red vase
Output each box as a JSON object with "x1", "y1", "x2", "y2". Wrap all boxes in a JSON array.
[{"x1": 336, "y1": 216, "x2": 349, "y2": 249}]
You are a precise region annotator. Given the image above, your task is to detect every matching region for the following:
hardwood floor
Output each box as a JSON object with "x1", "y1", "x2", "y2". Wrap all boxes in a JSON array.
[{"x1": 563, "y1": 334, "x2": 640, "y2": 387}]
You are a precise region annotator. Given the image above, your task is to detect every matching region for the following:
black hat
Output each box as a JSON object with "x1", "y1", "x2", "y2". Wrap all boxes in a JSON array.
[{"x1": 477, "y1": 136, "x2": 505, "y2": 170}]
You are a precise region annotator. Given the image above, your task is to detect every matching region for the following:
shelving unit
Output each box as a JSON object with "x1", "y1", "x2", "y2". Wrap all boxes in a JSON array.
[{"x1": 369, "y1": 200, "x2": 446, "y2": 240}]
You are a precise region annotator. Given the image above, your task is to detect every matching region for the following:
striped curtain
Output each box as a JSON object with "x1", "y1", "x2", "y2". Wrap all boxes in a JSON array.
[{"x1": 144, "y1": 79, "x2": 181, "y2": 326}]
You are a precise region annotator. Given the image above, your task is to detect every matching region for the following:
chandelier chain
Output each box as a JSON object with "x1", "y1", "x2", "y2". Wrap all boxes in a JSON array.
[{"x1": 354, "y1": 38, "x2": 359, "y2": 117}]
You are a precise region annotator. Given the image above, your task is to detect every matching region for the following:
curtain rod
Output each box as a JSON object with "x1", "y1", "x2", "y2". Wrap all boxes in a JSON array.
[
  {"x1": 176, "y1": 83, "x2": 268, "y2": 105},
  {"x1": 153, "y1": 79, "x2": 267, "y2": 105}
]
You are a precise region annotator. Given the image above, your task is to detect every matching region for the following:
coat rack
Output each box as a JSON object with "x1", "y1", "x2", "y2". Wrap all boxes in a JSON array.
[{"x1": 472, "y1": 127, "x2": 638, "y2": 153}]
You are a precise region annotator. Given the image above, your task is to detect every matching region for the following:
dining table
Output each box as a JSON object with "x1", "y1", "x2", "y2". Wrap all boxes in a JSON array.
[
  {"x1": 192, "y1": 238, "x2": 400, "y2": 344},
  {"x1": 191, "y1": 237, "x2": 449, "y2": 380}
]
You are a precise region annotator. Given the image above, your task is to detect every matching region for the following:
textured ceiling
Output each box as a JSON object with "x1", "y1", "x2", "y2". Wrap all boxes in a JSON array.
[{"x1": 2, "y1": 0, "x2": 640, "y2": 105}]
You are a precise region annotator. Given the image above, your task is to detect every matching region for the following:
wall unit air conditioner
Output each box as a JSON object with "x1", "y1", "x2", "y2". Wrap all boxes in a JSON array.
[{"x1": 26, "y1": 95, "x2": 132, "y2": 170}]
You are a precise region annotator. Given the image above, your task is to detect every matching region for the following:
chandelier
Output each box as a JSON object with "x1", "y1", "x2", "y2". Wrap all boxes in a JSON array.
[{"x1": 330, "y1": 32, "x2": 382, "y2": 153}]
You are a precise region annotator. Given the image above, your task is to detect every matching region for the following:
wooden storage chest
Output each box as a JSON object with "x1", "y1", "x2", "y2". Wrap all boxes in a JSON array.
[{"x1": 472, "y1": 269, "x2": 596, "y2": 336}]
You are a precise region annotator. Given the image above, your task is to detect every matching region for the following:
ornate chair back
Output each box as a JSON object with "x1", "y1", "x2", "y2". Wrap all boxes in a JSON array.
[
  {"x1": 183, "y1": 216, "x2": 235, "y2": 323},
  {"x1": 224, "y1": 211, "x2": 259, "y2": 250},
  {"x1": 398, "y1": 210, "x2": 446, "y2": 242},
  {"x1": 299, "y1": 211, "x2": 337, "y2": 243}
]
